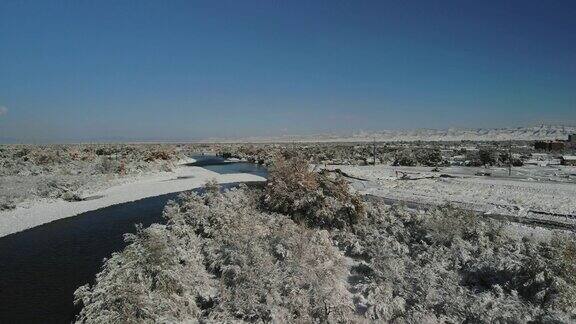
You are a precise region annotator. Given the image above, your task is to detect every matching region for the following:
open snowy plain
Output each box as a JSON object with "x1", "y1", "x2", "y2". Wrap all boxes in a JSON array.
[{"x1": 325, "y1": 164, "x2": 576, "y2": 230}]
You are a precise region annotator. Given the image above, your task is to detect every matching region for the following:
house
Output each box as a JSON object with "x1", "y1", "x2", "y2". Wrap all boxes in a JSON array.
[
  {"x1": 568, "y1": 134, "x2": 576, "y2": 148},
  {"x1": 561, "y1": 155, "x2": 576, "y2": 166},
  {"x1": 535, "y1": 140, "x2": 566, "y2": 151}
]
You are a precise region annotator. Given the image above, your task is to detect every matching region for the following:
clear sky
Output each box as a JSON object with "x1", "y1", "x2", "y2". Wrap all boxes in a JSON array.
[{"x1": 1, "y1": 0, "x2": 575, "y2": 142}]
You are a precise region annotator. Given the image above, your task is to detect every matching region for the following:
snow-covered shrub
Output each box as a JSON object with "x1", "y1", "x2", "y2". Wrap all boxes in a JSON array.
[
  {"x1": 393, "y1": 148, "x2": 444, "y2": 167},
  {"x1": 74, "y1": 223, "x2": 214, "y2": 323},
  {"x1": 35, "y1": 178, "x2": 82, "y2": 200},
  {"x1": 340, "y1": 202, "x2": 576, "y2": 322},
  {"x1": 75, "y1": 186, "x2": 357, "y2": 323},
  {"x1": 0, "y1": 196, "x2": 16, "y2": 210},
  {"x1": 76, "y1": 185, "x2": 576, "y2": 323},
  {"x1": 93, "y1": 156, "x2": 121, "y2": 174},
  {"x1": 183, "y1": 187, "x2": 355, "y2": 322},
  {"x1": 144, "y1": 148, "x2": 175, "y2": 162},
  {"x1": 264, "y1": 155, "x2": 365, "y2": 228}
]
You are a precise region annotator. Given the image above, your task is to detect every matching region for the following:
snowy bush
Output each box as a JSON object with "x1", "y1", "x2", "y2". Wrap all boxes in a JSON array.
[
  {"x1": 393, "y1": 148, "x2": 444, "y2": 167},
  {"x1": 74, "y1": 223, "x2": 214, "y2": 323},
  {"x1": 0, "y1": 143, "x2": 196, "y2": 206},
  {"x1": 76, "y1": 184, "x2": 576, "y2": 323},
  {"x1": 264, "y1": 155, "x2": 365, "y2": 228},
  {"x1": 75, "y1": 186, "x2": 357, "y2": 323},
  {"x1": 93, "y1": 156, "x2": 121, "y2": 174},
  {"x1": 0, "y1": 196, "x2": 16, "y2": 211},
  {"x1": 339, "y1": 203, "x2": 576, "y2": 322}
]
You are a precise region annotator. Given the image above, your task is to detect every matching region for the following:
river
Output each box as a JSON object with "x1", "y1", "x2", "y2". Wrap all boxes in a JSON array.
[{"x1": 0, "y1": 156, "x2": 267, "y2": 323}]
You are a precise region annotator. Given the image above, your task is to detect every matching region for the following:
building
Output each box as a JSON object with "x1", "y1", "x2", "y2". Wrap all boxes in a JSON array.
[
  {"x1": 568, "y1": 134, "x2": 576, "y2": 148},
  {"x1": 534, "y1": 141, "x2": 566, "y2": 151},
  {"x1": 561, "y1": 155, "x2": 576, "y2": 166}
]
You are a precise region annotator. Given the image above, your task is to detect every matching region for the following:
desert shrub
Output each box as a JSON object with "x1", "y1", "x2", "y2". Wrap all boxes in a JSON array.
[
  {"x1": 13, "y1": 147, "x2": 30, "y2": 159},
  {"x1": 35, "y1": 178, "x2": 81, "y2": 200},
  {"x1": 0, "y1": 196, "x2": 16, "y2": 211},
  {"x1": 33, "y1": 151, "x2": 62, "y2": 165},
  {"x1": 144, "y1": 148, "x2": 174, "y2": 162},
  {"x1": 187, "y1": 187, "x2": 355, "y2": 322},
  {"x1": 512, "y1": 235, "x2": 576, "y2": 312},
  {"x1": 392, "y1": 148, "x2": 444, "y2": 167},
  {"x1": 264, "y1": 155, "x2": 365, "y2": 228},
  {"x1": 94, "y1": 147, "x2": 113, "y2": 156},
  {"x1": 75, "y1": 186, "x2": 357, "y2": 323},
  {"x1": 341, "y1": 202, "x2": 576, "y2": 322},
  {"x1": 93, "y1": 157, "x2": 121, "y2": 174},
  {"x1": 74, "y1": 223, "x2": 214, "y2": 323},
  {"x1": 61, "y1": 190, "x2": 83, "y2": 202},
  {"x1": 76, "y1": 186, "x2": 576, "y2": 323}
]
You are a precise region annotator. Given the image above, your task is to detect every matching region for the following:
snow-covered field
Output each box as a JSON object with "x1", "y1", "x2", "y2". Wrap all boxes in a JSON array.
[
  {"x1": 326, "y1": 164, "x2": 576, "y2": 228},
  {"x1": 0, "y1": 161, "x2": 265, "y2": 238},
  {"x1": 200, "y1": 125, "x2": 576, "y2": 143}
]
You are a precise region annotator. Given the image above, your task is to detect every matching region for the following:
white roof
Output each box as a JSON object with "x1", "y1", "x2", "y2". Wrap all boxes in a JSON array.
[{"x1": 562, "y1": 155, "x2": 576, "y2": 160}]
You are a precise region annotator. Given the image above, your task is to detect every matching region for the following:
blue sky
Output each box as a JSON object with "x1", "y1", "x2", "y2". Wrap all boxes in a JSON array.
[{"x1": 1, "y1": 0, "x2": 575, "y2": 142}]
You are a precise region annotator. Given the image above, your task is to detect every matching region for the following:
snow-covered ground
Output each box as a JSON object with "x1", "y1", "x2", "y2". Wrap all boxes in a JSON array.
[
  {"x1": 0, "y1": 160, "x2": 266, "y2": 238},
  {"x1": 326, "y1": 164, "x2": 576, "y2": 227},
  {"x1": 199, "y1": 125, "x2": 576, "y2": 143}
]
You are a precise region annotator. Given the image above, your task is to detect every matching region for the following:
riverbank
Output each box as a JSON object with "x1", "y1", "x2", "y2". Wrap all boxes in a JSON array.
[{"x1": 0, "y1": 161, "x2": 266, "y2": 237}]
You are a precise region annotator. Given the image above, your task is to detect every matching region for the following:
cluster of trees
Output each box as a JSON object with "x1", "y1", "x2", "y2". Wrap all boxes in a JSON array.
[
  {"x1": 464, "y1": 148, "x2": 524, "y2": 167},
  {"x1": 392, "y1": 148, "x2": 445, "y2": 167},
  {"x1": 217, "y1": 143, "x2": 400, "y2": 166},
  {"x1": 75, "y1": 157, "x2": 576, "y2": 323},
  {"x1": 217, "y1": 142, "x2": 534, "y2": 168}
]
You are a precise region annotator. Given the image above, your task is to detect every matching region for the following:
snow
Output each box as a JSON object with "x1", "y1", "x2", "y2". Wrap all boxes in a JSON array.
[
  {"x1": 325, "y1": 164, "x2": 576, "y2": 226},
  {"x1": 197, "y1": 125, "x2": 576, "y2": 143},
  {"x1": 0, "y1": 162, "x2": 266, "y2": 238}
]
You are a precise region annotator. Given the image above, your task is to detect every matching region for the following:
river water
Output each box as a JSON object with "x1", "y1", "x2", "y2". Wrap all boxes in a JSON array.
[{"x1": 0, "y1": 156, "x2": 267, "y2": 323}]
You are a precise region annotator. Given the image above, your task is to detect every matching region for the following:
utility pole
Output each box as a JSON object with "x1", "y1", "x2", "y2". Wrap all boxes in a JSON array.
[
  {"x1": 373, "y1": 138, "x2": 377, "y2": 166},
  {"x1": 508, "y1": 140, "x2": 512, "y2": 176}
]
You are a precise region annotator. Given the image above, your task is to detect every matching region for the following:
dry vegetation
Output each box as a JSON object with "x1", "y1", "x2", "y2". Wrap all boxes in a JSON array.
[
  {"x1": 216, "y1": 141, "x2": 539, "y2": 167},
  {"x1": 74, "y1": 156, "x2": 576, "y2": 323},
  {"x1": 0, "y1": 144, "x2": 202, "y2": 210},
  {"x1": 264, "y1": 154, "x2": 365, "y2": 228}
]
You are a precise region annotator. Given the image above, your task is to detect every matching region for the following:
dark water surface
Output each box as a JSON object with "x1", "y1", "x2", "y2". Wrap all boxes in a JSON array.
[
  {"x1": 0, "y1": 157, "x2": 266, "y2": 323},
  {"x1": 186, "y1": 155, "x2": 268, "y2": 178}
]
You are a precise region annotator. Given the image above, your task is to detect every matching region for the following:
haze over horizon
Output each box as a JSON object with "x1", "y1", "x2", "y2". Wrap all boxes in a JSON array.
[{"x1": 1, "y1": 1, "x2": 575, "y2": 143}]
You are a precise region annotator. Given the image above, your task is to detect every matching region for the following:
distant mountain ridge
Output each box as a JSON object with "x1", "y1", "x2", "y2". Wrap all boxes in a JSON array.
[
  {"x1": 202, "y1": 125, "x2": 576, "y2": 143},
  {"x1": 2, "y1": 125, "x2": 574, "y2": 144}
]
